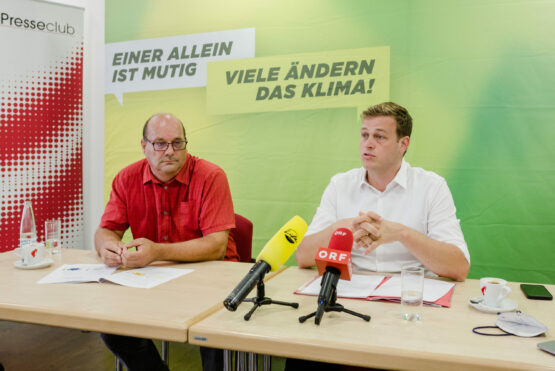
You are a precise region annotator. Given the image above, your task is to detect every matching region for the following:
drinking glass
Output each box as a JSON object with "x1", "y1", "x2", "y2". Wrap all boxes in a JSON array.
[
  {"x1": 45, "y1": 219, "x2": 61, "y2": 255},
  {"x1": 401, "y1": 266, "x2": 424, "y2": 321}
]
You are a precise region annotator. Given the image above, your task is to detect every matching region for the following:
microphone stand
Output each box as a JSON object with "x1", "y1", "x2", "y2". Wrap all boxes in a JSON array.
[
  {"x1": 242, "y1": 277, "x2": 299, "y2": 321},
  {"x1": 299, "y1": 286, "x2": 371, "y2": 325}
]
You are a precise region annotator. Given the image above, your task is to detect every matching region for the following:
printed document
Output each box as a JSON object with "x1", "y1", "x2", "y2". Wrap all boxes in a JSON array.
[
  {"x1": 297, "y1": 274, "x2": 455, "y2": 306},
  {"x1": 38, "y1": 264, "x2": 193, "y2": 288}
]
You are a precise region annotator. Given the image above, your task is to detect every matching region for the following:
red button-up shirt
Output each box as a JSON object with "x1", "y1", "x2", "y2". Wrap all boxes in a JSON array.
[{"x1": 100, "y1": 154, "x2": 238, "y2": 261}]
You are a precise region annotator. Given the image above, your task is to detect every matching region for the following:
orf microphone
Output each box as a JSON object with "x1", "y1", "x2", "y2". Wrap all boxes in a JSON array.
[
  {"x1": 315, "y1": 228, "x2": 353, "y2": 281},
  {"x1": 314, "y1": 228, "x2": 353, "y2": 324},
  {"x1": 224, "y1": 215, "x2": 307, "y2": 311}
]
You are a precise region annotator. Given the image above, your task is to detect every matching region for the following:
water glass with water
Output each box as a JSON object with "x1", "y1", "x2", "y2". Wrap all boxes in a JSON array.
[
  {"x1": 401, "y1": 266, "x2": 424, "y2": 321},
  {"x1": 45, "y1": 219, "x2": 61, "y2": 255}
]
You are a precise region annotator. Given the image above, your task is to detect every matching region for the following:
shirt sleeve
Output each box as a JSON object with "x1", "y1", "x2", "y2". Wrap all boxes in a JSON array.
[
  {"x1": 99, "y1": 172, "x2": 130, "y2": 232},
  {"x1": 198, "y1": 168, "x2": 235, "y2": 235},
  {"x1": 427, "y1": 179, "x2": 471, "y2": 264},
  {"x1": 306, "y1": 177, "x2": 339, "y2": 236}
]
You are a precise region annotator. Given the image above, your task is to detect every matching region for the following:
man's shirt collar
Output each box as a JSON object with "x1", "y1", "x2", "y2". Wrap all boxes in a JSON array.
[
  {"x1": 391, "y1": 159, "x2": 408, "y2": 189},
  {"x1": 359, "y1": 159, "x2": 408, "y2": 191}
]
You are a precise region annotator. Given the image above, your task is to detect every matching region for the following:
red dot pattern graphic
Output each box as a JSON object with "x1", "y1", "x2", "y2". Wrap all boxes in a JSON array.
[{"x1": 0, "y1": 43, "x2": 84, "y2": 252}]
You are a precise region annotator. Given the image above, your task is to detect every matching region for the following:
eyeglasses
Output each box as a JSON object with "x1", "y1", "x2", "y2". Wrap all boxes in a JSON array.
[{"x1": 144, "y1": 138, "x2": 188, "y2": 151}]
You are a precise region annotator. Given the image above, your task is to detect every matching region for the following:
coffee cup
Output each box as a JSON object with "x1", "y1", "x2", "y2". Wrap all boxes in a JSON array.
[
  {"x1": 16, "y1": 242, "x2": 45, "y2": 266},
  {"x1": 480, "y1": 277, "x2": 511, "y2": 308}
]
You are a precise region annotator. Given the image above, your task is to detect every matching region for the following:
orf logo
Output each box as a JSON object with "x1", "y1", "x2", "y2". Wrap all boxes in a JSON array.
[
  {"x1": 283, "y1": 229, "x2": 298, "y2": 244},
  {"x1": 31, "y1": 249, "x2": 38, "y2": 257},
  {"x1": 317, "y1": 249, "x2": 349, "y2": 263},
  {"x1": 333, "y1": 229, "x2": 348, "y2": 237}
]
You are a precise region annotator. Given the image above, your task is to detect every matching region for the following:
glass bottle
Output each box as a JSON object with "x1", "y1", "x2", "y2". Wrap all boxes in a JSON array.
[{"x1": 20, "y1": 201, "x2": 37, "y2": 249}]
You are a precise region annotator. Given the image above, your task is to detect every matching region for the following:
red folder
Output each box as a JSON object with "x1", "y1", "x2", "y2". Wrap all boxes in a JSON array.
[{"x1": 295, "y1": 275, "x2": 455, "y2": 308}]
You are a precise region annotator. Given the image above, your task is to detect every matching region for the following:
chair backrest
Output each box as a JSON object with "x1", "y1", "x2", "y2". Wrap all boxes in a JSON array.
[{"x1": 232, "y1": 213, "x2": 253, "y2": 263}]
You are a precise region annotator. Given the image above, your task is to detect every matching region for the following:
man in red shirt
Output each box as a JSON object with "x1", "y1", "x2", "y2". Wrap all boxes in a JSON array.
[
  {"x1": 96, "y1": 113, "x2": 237, "y2": 267},
  {"x1": 96, "y1": 113, "x2": 236, "y2": 371}
]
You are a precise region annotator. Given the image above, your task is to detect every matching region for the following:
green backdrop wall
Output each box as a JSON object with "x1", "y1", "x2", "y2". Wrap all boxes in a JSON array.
[{"x1": 105, "y1": 0, "x2": 555, "y2": 283}]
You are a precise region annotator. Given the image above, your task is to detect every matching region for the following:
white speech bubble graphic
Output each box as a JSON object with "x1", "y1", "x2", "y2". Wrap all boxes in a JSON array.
[{"x1": 105, "y1": 28, "x2": 255, "y2": 105}]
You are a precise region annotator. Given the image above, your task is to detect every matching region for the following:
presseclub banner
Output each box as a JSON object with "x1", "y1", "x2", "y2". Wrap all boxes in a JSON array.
[{"x1": 0, "y1": 0, "x2": 84, "y2": 251}]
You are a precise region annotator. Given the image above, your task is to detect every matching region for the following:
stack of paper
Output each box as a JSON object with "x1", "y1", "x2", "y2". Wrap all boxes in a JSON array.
[{"x1": 296, "y1": 274, "x2": 455, "y2": 307}]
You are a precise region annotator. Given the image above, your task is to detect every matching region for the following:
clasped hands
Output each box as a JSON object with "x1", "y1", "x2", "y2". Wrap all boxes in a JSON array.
[
  {"x1": 352, "y1": 211, "x2": 405, "y2": 255},
  {"x1": 100, "y1": 238, "x2": 158, "y2": 268}
]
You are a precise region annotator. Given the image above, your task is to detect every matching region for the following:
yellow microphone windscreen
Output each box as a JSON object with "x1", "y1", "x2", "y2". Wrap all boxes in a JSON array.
[{"x1": 256, "y1": 215, "x2": 307, "y2": 271}]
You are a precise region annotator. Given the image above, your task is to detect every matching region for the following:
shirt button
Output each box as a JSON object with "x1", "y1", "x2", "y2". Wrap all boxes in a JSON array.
[
  {"x1": 163, "y1": 211, "x2": 168, "y2": 215},
  {"x1": 163, "y1": 236, "x2": 168, "y2": 241},
  {"x1": 164, "y1": 186, "x2": 168, "y2": 190}
]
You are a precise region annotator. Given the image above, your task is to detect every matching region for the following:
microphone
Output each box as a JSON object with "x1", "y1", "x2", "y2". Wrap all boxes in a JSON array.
[
  {"x1": 224, "y1": 215, "x2": 307, "y2": 311},
  {"x1": 314, "y1": 228, "x2": 353, "y2": 324}
]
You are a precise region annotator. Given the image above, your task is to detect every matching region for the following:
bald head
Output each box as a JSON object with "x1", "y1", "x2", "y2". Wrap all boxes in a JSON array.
[{"x1": 142, "y1": 113, "x2": 186, "y2": 141}]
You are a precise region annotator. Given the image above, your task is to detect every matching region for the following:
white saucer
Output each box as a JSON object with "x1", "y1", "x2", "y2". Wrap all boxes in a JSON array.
[
  {"x1": 469, "y1": 297, "x2": 518, "y2": 313},
  {"x1": 14, "y1": 258, "x2": 54, "y2": 270}
]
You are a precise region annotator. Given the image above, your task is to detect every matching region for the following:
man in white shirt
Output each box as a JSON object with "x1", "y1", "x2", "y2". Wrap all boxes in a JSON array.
[{"x1": 296, "y1": 102, "x2": 470, "y2": 281}]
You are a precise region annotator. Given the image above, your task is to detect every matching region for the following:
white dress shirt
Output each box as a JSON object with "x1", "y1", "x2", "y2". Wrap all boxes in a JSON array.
[{"x1": 306, "y1": 160, "x2": 470, "y2": 273}]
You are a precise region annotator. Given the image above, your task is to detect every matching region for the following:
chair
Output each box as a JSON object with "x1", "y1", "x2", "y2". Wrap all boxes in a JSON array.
[
  {"x1": 226, "y1": 214, "x2": 256, "y2": 369},
  {"x1": 232, "y1": 213, "x2": 254, "y2": 263}
]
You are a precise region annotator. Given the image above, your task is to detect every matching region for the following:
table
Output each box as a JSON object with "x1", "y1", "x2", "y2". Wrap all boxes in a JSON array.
[
  {"x1": 189, "y1": 267, "x2": 555, "y2": 370},
  {"x1": 0, "y1": 249, "x2": 254, "y2": 342}
]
